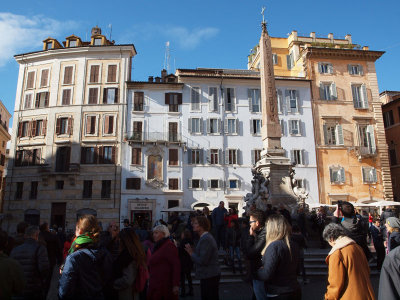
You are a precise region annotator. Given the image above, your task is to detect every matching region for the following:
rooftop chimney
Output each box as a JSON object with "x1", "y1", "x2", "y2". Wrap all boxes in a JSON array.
[
  {"x1": 161, "y1": 69, "x2": 167, "y2": 82},
  {"x1": 155, "y1": 76, "x2": 161, "y2": 83},
  {"x1": 148, "y1": 76, "x2": 154, "y2": 82}
]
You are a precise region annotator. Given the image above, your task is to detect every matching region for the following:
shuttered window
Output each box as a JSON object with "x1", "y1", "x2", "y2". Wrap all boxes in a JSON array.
[
  {"x1": 26, "y1": 71, "x2": 35, "y2": 89},
  {"x1": 40, "y1": 69, "x2": 49, "y2": 87},
  {"x1": 63, "y1": 66, "x2": 73, "y2": 84},
  {"x1": 35, "y1": 92, "x2": 49, "y2": 108},
  {"x1": 133, "y1": 92, "x2": 144, "y2": 111},
  {"x1": 104, "y1": 115, "x2": 114, "y2": 134},
  {"x1": 168, "y1": 178, "x2": 179, "y2": 190},
  {"x1": 107, "y1": 65, "x2": 117, "y2": 82},
  {"x1": 126, "y1": 178, "x2": 141, "y2": 190},
  {"x1": 169, "y1": 149, "x2": 178, "y2": 166},
  {"x1": 86, "y1": 116, "x2": 96, "y2": 134},
  {"x1": 88, "y1": 88, "x2": 98, "y2": 104},
  {"x1": 131, "y1": 148, "x2": 142, "y2": 165},
  {"x1": 62, "y1": 89, "x2": 71, "y2": 105},
  {"x1": 89, "y1": 65, "x2": 100, "y2": 83}
]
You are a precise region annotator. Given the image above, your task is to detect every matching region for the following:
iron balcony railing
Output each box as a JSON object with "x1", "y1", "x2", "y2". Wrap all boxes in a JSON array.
[{"x1": 126, "y1": 131, "x2": 182, "y2": 143}]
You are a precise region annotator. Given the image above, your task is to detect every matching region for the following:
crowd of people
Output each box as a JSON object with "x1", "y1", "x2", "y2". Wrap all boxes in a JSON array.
[{"x1": 0, "y1": 201, "x2": 400, "y2": 299}]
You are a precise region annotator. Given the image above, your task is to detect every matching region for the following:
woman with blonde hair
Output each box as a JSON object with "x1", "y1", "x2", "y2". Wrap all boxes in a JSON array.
[
  {"x1": 113, "y1": 228, "x2": 147, "y2": 300},
  {"x1": 59, "y1": 215, "x2": 113, "y2": 300},
  {"x1": 256, "y1": 214, "x2": 301, "y2": 300}
]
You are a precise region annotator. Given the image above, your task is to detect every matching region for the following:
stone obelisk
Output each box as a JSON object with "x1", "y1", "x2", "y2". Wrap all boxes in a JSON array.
[{"x1": 254, "y1": 12, "x2": 301, "y2": 208}]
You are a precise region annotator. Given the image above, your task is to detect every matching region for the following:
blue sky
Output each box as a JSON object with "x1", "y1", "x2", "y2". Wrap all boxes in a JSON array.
[{"x1": 1, "y1": 0, "x2": 400, "y2": 123}]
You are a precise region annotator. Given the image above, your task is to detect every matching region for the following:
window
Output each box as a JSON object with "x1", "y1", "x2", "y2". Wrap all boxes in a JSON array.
[
  {"x1": 250, "y1": 119, "x2": 262, "y2": 135},
  {"x1": 83, "y1": 180, "x2": 92, "y2": 198},
  {"x1": 107, "y1": 65, "x2": 117, "y2": 82},
  {"x1": 389, "y1": 148, "x2": 397, "y2": 166},
  {"x1": 30, "y1": 181, "x2": 38, "y2": 199},
  {"x1": 362, "y1": 167, "x2": 377, "y2": 183},
  {"x1": 319, "y1": 82, "x2": 337, "y2": 100},
  {"x1": 189, "y1": 118, "x2": 202, "y2": 134},
  {"x1": 329, "y1": 166, "x2": 345, "y2": 184},
  {"x1": 46, "y1": 41, "x2": 52, "y2": 50},
  {"x1": 208, "y1": 179, "x2": 222, "y2": 189},
  {"x1": 348, "y1": 64, "x2": 363, "y2": 75},
  {"x1": 277, "y1": 90, "x2": 284, "y2": 114},
  {"x1": 272, "y1": 53, "x2": 278, "y2": 65},
  {"x1": 229, "y1": 179, "x2": 240, "y2": 189},
  {"x1": 55, "y1": 146, "x2": 70, "y2": 172},
  {"x1": 226, "y1": 149, "x2": 238, "y2": 165},
  {"x1": 131, "y1": 148, "x2": 142, "y2": 165},
  {"x1": 15, "y1": 149, "x2": 41, "y2": 166},
  {"x1": 251, "y1": 149, "x2": 262, "y2": 165},
  {"x1": 132, "y1": 121, "x2": 143, "y2": 141},
  {"x1": 208, "y1": 87, "x2": 218, "y2": 112},
  {"x1": 352, "y1": 84, "x2": 368, "y2": 108},
  {"x1": 40, "y1": 69, "x2": 49, "y2": 88},
  {"x1": 165, "y1": 93, "x2": 182, "y2": 112},
  {"x1": 285, "y1": 90, "x2": 299, "y2": 113},
  {"x1": 318, "y1": 63, "x2": 333, "y2": 74},
  {"x1": 133, "y1": 92, "x2": 144, "y2": 111},
  {"x1": 63, "y1": 66, "x2": 74, "y2": 84},
  {"x1": 69, "y1": 40, "x2": 77, "y2": 47},
  {"x1": 94, "y1": 38, "x2": 102, "y2": 46},
  {"x1": 358, "y1": 125, "x2": 376, "y2": 155},
  {"x1": 225, "y1": 118, "x2": 238, "y2": 134},
  {"x1": 168, "y1": 122, "x2": 178, "y2": 142},
  {"x1": 291, "y1": 149, "x2": 304, "y2": 165},
  {"x1": 207, "y1": 118, "x2": 221, "y2": 134},
  {"x1": 323, "y1": 124, "x2": 344, "y2": 145},
  {"x1": 168, "y1": 178, "x2": 179, "y2": 190},
  {"x1": 104, "y1": 115, "x2": 114, "y2": 135},
  {"x1": 188, "y1": 179, "x2": 201, "y2": 189},
  {"x1": 56, "y1": 181, "x2": 64, "y2": 190},
  {"x1": 126, "y1": 178, "x2": 141, "y2": 190},
  {"x1": 188, "y1": 148, "x2": 202, "y2": 164},
  {"x1": 15, "y1": 182, "x2": 23, "y2": 200},
  {"x1": 101, "y1": 146, "x2": 114, "y2": 164},
  {"x1": 295, "y1": 179, "x2": 306, "y2": 189},
  {"x1": 289, "y1": 120, "x2": 301, "y2": 136},
  {"x1": 62, "y1": 89, "x2": 72, "y2": 105},
  {"x1": 224, "y1": 88, "x2": 235, "y2": 112},
  {"x1": 101, "y1": 180, "x2": 111, "y2": 198},
  {"x1": 383, "y1": 110, "x2": 394, "y2": 128},
  {"x1": 168, "y1": 200, "x2": 179, "y2": 209},
  {"x1": 35, "y1": 92, "x2": 49, "y2": 108},
  {"x1": 248, "y1": 89, "x2": 261, "y2": 112},
  {"x1": 286, "y1": 52, "x2": 294, "y2": 70},
  {"x1": 89, "y1": 65, "x2": 100, "y2": 83},
  {"x1": 56, "y1": 117, "x2": 72, "y2": 135},
  {"x1": 34, "y1": 120, "x2": 44, "y2": 137},
  {"x1": 18, "y1": 121, "x2": 29, "y2": 138},
  {"x1": 24, "y1": 93, "x2": 33, "y2": 109},
  {"x1": 26, "y1": 71, "x2": 35, "y2": 89},
  {"x1": 169, "y1": 149, "x2": 178, "y2": 166},
  {"x1": 103, "y1": 88, "x2": 118, "y2": 104},
  {"x1": 88, "y1": 88, "x2": 99, "y2": 104},
  {"x1": 191, "y1": 87, "x2": 201, "y2": 111},
  {"x1": 208, "y1": 149, "x2": 220, "y2": 165},
  {"x1": 85, "y1": 116, "x2": 96, "y2": 135},
  {"x1": 81, "y1": 147, "x2": 97, "y2": 164}
]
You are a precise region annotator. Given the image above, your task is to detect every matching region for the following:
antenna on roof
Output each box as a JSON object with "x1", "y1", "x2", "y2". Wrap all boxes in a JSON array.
[
  {"x1": 164, "y1": 41, "x2": 170, "y2": 73},
  {"x1": 108, "y1": 24, "x2": 112, "y2": 41}
]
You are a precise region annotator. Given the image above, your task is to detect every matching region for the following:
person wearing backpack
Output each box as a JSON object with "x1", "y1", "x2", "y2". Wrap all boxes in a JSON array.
[
  {"x1": 10, "y1": 225, "x2": 49, "y2": 300},
  {"x1": 58, "y1": 215, "x2": 113, "y2": 300},
  {"x1": 113, "y1": 228, "x2": 147, "y2": 300}
]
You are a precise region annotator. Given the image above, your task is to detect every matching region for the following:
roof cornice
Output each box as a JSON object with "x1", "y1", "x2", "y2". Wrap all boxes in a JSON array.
[{"x1": 304, "y1": 47, "x2": 384, "y2": 61}]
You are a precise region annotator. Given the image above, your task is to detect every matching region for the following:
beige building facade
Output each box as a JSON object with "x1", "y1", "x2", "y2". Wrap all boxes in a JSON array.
[
  {"x1": 0, "y1": 101, "x2": 11, "y2": 213},
  {"x1": 2, "y1": 27, "x2": 136, "y2": 232}
]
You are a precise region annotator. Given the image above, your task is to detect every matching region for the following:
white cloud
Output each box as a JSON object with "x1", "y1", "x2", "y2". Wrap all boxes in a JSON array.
[
  {"x1": 0, "y1": 12, "x2": 78, "y2": 67},
  {"x1": 165, "y1": 26, "x2": 219, "y2": 50}
]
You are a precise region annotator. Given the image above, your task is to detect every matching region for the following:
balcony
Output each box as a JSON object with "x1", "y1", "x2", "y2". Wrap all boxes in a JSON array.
[
  {"x1": 357, "y1": 146, "x2": 376, "y2": 158},
  {"x1": 126, "y1": 131, "x2": 183, "y2": 144}
]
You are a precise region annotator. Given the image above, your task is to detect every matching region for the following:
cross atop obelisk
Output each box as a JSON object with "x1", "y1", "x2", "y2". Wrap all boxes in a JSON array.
[{"x1": 258, "y1": 8, "x2": 284, "y2": 155}]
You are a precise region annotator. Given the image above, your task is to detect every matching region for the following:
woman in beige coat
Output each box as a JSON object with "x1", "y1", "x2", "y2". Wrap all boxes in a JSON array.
[{"x1": 323, "y1": 223, "x2": 375, "y2": 300}]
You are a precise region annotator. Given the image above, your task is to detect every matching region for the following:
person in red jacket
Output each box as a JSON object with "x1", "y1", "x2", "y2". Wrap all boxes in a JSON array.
[{"x1": 147, "y1": 225, "x2": 180, "y2": 300}]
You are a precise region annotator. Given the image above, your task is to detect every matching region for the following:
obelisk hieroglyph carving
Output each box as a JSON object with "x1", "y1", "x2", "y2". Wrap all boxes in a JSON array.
[{"x1": 259, "y1": 10, "x2": 284, "y2": 155}]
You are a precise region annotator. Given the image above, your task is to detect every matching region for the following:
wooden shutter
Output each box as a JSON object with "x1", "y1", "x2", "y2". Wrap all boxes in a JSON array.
[
  {"x1": 165, "y1": 93, "x2": 170, "y2": 104},
  {"x1": 40, "y1": 69, "x2": 49, "y2": 87},
  {"x1": 318, "y1": 62, "x2": 322, "y2": 73},
  {"x1": 103, "y1": 88, "x2": 108, "y2": 104},
  {"x1": 109, "y1": 116, "x2": 114, "y2": 134},
  {"x1": 17, "y1": 122, "x2": 22, "y2": 137},
  {"x1": 35, "y1": 93, "x2": 40, "y2": 108},
  {"x1": 67, "y1": 117, "x2": 72, "y2": 135},
  {"x1": 348, "y1": 64, "x2": 353, "y2": 75},
  {"x1": 27, "y1": 71, "x2": 35, "y2": 89},
  {"x1": 111, "y1": 146, "x2": 116, "y2": 164},
  {"x1": 62, "y1": 89, "x2": 71, "y2": 105},
  {"x1": 98, "y1": 146, "x2": 104, "y2": 164},
  {"x1": 86, "y1": 116, "x2": 92, "y2": 134},
  {"x1": 177, "y1": 93, "x2": 182, "y2": 105},
  {"x1": 35, "y1": 148, "x2": 41, "y2": 165},
  {"x1": 56, "y1": 118, "x2": 61, "y2": 135},
  {"x1": 42, "y1": 119, "x2": 47, "y2": 136},
  {"x1": 104, "y1": 116, "x2": 110, "y2": 134},
  {"x1": 107, "y1": 65, "x2": 117, "y2": 82},
  {"x1": 31, "y1": 121, "x2": 37, "y2": 137},
  {"x1": 63, "y1": 66, "x2": 73, "y2": 84},
  {"x1": 89, "y1": 88, "x2": 98, "y2": 104},
  {"x1": 90, "y1": 65, "x2": 99, "y2": 83},
  {"x1": 44, "y1": 92, "x2": 49, "y2": 107},
  {"x1": 114, "y1": 88, "x2": 119, "y2": 104}
]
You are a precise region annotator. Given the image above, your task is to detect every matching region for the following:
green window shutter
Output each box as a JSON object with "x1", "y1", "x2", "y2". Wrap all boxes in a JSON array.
[
  {"x1": 366, "y1": 125, "x2": 376, "y2": 154},
  {"x1": 199, "y1": 149, "x2": 203, "y2": 164},
  {"x1": 188, "y1": 118, "x2": 192, "y2": 133},
  {"x1": 251, "y1": 150, "x2": 255, "y2": 165},
  {"x1": 207, "y1": 150, "x2": 211, "y2": 164},
  {"x1": 329, "y1": 168, "x2": 334, "y2": 183},
  {"x1": 328, "y1": 64, "x2": 333, "y2": 74},
  {"x1": 330, "y1": 82, "x2": 337, "y2": 100},
  {"x1": 218, "y1": 119, "x2": 222, "y2": 133},
  {"x1": 187, "y1": 149, "x2": 192, "y2": 164},
  {"x1": 323, "y1": 124, "x2": 328, "y2": 145},
  {"x1": 348, "y1": 64, "x2": 353, "y2": 75},
  {"x1": 340, "y1": 168, "x2": 346, "y2": 183},
  {"x1": 286, "y1": 55, "x2": 292, "y2": 70},
  {"x1": 200, "y1": 118, "x2": 203, "y2": 134},
  {"x1": 225, "y1": 150, "x2": 229, "y2": 164},
  {"x1": 277, "y1": 89, "x2": 283, "y2": 113},
  {"x1": 361, "y1": 84, "x2": 368, "y2": 108},
  {"x1": 362, "y1": 167, "x2": 367, "y2": 183},
  {"x1": 285, "y1": 90, "x2": 291, "y2": 111},
  {"x1": 206, "y1": 119, "x2": 210, "y2": 133},
  {"x1": 250, "y1": 119, "x2": 254, "y2": 134},
  {"x1": 372, "y1": 168, "x2": 377, "y2": 183},
  {"x1": 224, "y1": 119, "x2": 228, "y2": 134},
  {"x1": 359, "y1": 65, "x2": 364, "y2": 75},
  {"x1": 319, "y1": 83, "x2": 325, "y2": 100},
  {"x1": 248, "y1": 89, "x2": 253, "y2": 112},
  {"x1": 318, "y1": 62, "x2": 322, "y2": 73},
  {"x1": 336, "y1": 124, "x2": 344, "y2": 145},
  {"x1": 236, "y1": 119, "x2": 239, "y2": 134},
  {"x1": 295, "y1": 90, "x2": 300, "y2": 113},
  {"x1": 288, "y1": 120, "x2": 293, "y2": 134},
  {"x1": 188, "y1": 179, "x2": 192, "y2": 189}
]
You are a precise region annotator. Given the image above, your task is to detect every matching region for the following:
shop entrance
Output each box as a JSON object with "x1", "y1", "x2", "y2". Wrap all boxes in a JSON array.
[
  {"x1": 51, "y1": 203, "x2": 66, "y2": 230},
  {"x1": 131, "y1": 210, "x2": 152, "y2": 230}
]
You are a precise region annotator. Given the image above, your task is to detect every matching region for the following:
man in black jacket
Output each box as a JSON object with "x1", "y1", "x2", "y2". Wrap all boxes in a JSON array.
[{"x1": 246, "y1": 209, "x2": 267, "y2": 300}]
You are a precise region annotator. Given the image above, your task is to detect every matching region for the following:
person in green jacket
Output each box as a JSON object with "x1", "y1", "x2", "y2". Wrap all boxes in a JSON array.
[{"x1": 0, "y1": 230, "x2": 25, "y2": 300}]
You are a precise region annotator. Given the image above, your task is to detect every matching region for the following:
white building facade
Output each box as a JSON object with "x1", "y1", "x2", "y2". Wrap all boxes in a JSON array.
[{"x1": 121, "y1": 69, "x2": 318, "y2": 226}]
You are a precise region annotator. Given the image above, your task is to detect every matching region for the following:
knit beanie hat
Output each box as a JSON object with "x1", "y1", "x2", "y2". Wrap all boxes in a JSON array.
[{"x1": 386, "y1": 217, "x2": 400, "y2": 229}]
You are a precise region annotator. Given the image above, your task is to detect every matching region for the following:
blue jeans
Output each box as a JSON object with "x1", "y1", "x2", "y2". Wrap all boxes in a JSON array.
[{"x1": 253, "y1": 279, "x2": 268, "y2": 300}]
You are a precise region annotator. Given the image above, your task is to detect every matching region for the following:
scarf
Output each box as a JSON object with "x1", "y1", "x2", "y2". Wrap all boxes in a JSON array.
[
  {"x1": 68, "y1": 232, "x2": 95, "y2": 254},
  {"x1": 153, "y1": 237, "x2": 169, "y2": 253}
]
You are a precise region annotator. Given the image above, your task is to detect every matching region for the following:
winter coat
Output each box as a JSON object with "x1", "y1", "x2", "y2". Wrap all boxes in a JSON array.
[
  {"x1": 0, "y1": 252, "x2": 25, "y2": 300},
  {"x1": 178, "y1": 237, "x2": 193, "y2": 273},
  {"x1": 378, "y1": 245, "x2": 400, "y2": 300},
  {"x1": 190, "y1": 232, "x2": 220, "y2": 280},
  {"x1": 388, "y1": 231, "x2": 400, "y2": 252},
  {"x1": 226, "y1": 226, "x2": 241, "y2": 248},
  {"x1": 58, "y1": 247, "x2": 113, "y2": 300},
  {"x1": 113, "y1": 261, "x2": 137, "y2": 300},
  {"x1": 147, "y1": 238, "x2": 180, "y2": 300},
  {"x1": 10, "y1": 238, "x2": 49, "y2": 297},
  {"x1": 324, "y1": 236, "x2": 375, "y2": 300},
  {"x1": 39, "y1": 230, "x2": 62, "y2": 266},
  {"x1": 257, "y1": 240, "x2": 300, "y2": 296},
  {"x1": 246, "y1": 226, "x2": 266, "y2": 279},
  {"x1": 211, "y1": 207, "x2": 227, "y2": 227}
]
